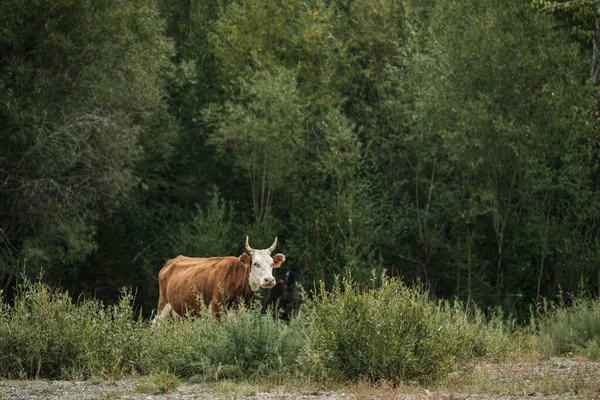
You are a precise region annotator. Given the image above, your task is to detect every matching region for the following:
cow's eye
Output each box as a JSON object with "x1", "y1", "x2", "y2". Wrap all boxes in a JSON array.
[{"x1": 253, "y1": 263, "x2": 259, "y2": 268}]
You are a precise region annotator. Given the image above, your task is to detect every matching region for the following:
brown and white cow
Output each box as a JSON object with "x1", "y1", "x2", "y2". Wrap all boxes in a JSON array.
[{"x1": 153, "y1": 236, "x2": 285, "y2": 322}]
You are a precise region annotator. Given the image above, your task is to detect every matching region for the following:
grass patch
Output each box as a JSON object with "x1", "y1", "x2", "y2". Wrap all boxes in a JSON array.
[
  {"x1": 86, "y1": 376, "x2": 103, "y2": 385},
  {"x1": 440, "y1": 358, "x2": 598, "y2": 397},
  {"x1": 534, "y1": 294, "x2": 600, "y2": 359},
  {"x1": 102, "y1": 390, "x2": 123, "y2": 399},
  {"x1": 135, "y1": 371, "x2": 180, "y2": 394}
]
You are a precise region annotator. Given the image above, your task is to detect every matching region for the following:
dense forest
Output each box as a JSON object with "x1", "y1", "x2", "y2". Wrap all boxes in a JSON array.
[{"x1": 1, "y1": 0, "x2": 599, "y2": 320}]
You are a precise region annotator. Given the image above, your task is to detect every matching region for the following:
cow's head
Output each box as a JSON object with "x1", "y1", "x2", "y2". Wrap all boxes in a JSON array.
[{"x1": 243, "y1": 236, "x2": 285, "y2": 291}]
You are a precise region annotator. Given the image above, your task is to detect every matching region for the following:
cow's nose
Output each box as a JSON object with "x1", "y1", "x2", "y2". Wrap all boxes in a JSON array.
[{"x1": 264, "y1": 277, "x2": 275, "y2": 287}]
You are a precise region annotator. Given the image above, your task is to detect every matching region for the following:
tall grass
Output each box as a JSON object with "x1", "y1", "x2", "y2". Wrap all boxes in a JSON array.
[
  {"x1": 0, "y1": 278, "x2": 143, "y2": 379},
  {"x1": 0, "y1": 278, "x2": 305, "y2": 381},
  {"x1": 4, "y1": 275, "x2": 595, "y2": 386},
  {"x1": 141, "y1": 305, "x2": 305, "y2": 381},
  {"x1": 534, "y1": 294, "x2": 600, "y2": 359}
]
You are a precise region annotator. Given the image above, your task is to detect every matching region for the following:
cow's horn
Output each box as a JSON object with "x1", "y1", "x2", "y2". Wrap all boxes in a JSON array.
[
  {"x1": 245, "y1": 236, "x2": 253, "y2": 253},
  {"x1": 268, "y1": 236, "x2": 278, "y2": 253}
]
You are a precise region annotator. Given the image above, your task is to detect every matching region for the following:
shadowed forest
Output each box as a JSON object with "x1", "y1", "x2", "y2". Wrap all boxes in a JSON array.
[{"x1": 1, "y1": 0, "x2": 600, "y2": 320}]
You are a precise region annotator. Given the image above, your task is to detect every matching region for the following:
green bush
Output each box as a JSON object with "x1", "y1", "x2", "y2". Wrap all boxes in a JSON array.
[
  {"x1": 437, "y1": 301, "x2": 522, "y2": 360},
  {"x1": 141, "y1": 304, "x2": 305, "y2": 381},
  {"x1": 0, "y1": 276, "x2": 522, "y2": 384},
  {"x1": 535, "y1": 295, "x2": 600, "y2": 359},
  {"x1": 300, "y1": 276, "x2": 516, "y2": 384},
  {"x1": 0, "y1": 278, "x2": 143, "y2": 379},
  {"x1": 0, "y1": 279, "x2": 305, "y2": 382}
]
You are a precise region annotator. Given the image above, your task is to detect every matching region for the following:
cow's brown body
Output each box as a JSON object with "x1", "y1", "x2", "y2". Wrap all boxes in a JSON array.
[{"x1": 157, "y1": 253, "x2": 255, "y2": 316}]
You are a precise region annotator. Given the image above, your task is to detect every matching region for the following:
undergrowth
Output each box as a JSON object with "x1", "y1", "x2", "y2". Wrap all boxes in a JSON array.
[
  {"x1": 141, "y1": 304, "x2": 305, "y2": 382},
  {"x1": 0, "y1": 279, "x2": 143, "y2": 379},
  {"x1": 300, "y1": 275, "x2": 519, "y2": 384},
  {"x1": 534, "y1": 293, "x2": 600, "y2": 359},
  {"x1": 1, "y1": 275, "x2": 596, "y2": 385}
]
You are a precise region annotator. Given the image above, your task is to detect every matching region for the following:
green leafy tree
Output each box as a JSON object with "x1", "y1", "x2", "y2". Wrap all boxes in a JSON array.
[
  {"x1": 206, "y1": 66, "x2": 306, "y2": 225},
  {"x1": 0, "y1": 0, "x2": 174, "y2": 289},
  {"x1": 399, "y1": 0, "x2": 599, "y2": 309}
]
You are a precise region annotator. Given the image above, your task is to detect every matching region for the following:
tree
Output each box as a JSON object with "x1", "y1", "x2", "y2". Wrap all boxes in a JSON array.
[
  {"x1": 206, "y1": 67, "x2": 306, "y2": 225},
  {"x1": 400, "y1": 0, "x2": 599, "y2": 309},
  {"x1": 0, "y1": 0, "x2": 174, "y2": 289}
]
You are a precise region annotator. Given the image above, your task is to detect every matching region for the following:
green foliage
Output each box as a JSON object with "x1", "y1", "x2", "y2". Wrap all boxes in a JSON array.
[
  {"x1": 169, "y1": 189, "x2": 240, "y2": 257},
  {"x1": 532, "y1": 0, "x2": 598, "y2": 45},
  {"x1": 1, "y1": 0, "x2": 600, "y2": 328},
  {"x1": 391, "y1": 0, "x2": 600, "y2": 310},
  {"x1": 300, "y1": 275, "x2": 516, "y2": 384},
  {"x1": 206, "y1": 66, "x2": 306, "y2": 225},
  {"x1": 142, "y1": 304, "x2": 305, "y2": 381},
  {"x1": 0, "y1": 0, "x2": 174, "y2": 287},
  {"x1": 288, "y1": 108, "x2": 384, "y2": 285},
  {"x1": 535, "y1": 294, "x2": 600, "y2": 359},
  {"x1": 0, "y1": 278, "x2": 143, "y2": 379}
]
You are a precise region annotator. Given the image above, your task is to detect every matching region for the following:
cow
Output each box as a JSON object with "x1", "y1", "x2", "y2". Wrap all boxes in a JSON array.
[{"x1": 153, "y1": 236, "x2": 285, "y2": 322}]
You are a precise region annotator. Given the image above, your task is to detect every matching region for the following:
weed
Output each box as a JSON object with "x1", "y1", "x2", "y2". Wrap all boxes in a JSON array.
[
  {"x1": 153, "y1": 371, "x2": 180, "y2": 394},
  {"x1": 102, "y1": 390, "x2": 123, "y2": 399},
  {"x1": 535, "y1": 294, "x2": 600, "y2": 359},
  {"x1": 87, "y1": 376, "x2": 103, "y2": 385},
  {"x1": 135, "y1": 371, "x2": 180, "y2": 394}
]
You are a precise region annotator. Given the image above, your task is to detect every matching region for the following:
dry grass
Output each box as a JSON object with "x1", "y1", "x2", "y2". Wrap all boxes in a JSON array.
[
  {"x1": 205, "y1": 380, "x2": 272, "y2": 397},
  {"x1": 134, "y1": 371, "x2": 180, "y2": 394},
  {"x1": 439, "y1": 357, "x2": 600, "y2": 398},
  {"x1": 347, "y1": 379, "x2": 425, "y2": 400},
  {"x1": 340, "y1": 357, "x2": 600, "y2": 400}
]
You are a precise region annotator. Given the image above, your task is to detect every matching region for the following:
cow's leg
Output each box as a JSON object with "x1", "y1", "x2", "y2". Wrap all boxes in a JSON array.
[
  {"x1": 152, "y1": 302, "x2": 173, "y2": 326},
  {"x1": 171, "y1": 307, "x2": 182, "y2": 322},
  {"x1": 209, "y1": 300, "x2": 223, "y2": 320}
]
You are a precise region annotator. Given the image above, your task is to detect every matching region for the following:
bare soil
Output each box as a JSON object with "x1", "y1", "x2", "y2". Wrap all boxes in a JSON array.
[{"x1": 1, "y1": 358, "x2": 599, "y2": 400}]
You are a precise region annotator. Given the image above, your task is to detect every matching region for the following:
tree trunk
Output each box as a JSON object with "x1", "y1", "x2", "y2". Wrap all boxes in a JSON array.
[
  {"x1": 592, "y1": 21, "x2": 600, "y2": 101},
  {"x1": 536, "y1": 205, "x2": 551, "y2": 301}
]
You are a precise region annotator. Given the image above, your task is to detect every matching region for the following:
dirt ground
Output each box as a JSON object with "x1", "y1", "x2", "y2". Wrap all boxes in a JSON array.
[{"x1": 2, "y1": 357, "x2": 599, "y2": 400}]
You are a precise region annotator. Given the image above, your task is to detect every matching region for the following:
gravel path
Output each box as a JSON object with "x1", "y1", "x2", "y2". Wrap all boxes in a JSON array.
[
  {"x1": 1, "y1": 380, "x2": 344, "y2": 400},
  {"x1": 2, "y1": 358, "x2": 599, "y2": 400}
]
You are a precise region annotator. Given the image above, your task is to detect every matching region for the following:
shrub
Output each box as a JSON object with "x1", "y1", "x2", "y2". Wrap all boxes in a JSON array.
[
  {"x1": 301, "y1": 276, "x2": 454, "y2": 383},
  {"x1": 135, "y1": 371, "x2": 181, "y2": 394},
  {"x1": 0, "y1": 275, "x2": 521, "y2": 384},
  {"x1": 535, "y1": 295, "x2": 600, "y2": 359},
  {"x1": 436, "y1": 301, "x2": 522, "y2": 360},
  {"x1": 140, "y1": 304, "x2": 305, "y2": 382},
  {"x1": 0, "y1": 278, "x2": 143, "y2": 379},
  {"x1": 300, "y1": 275, "x2": 516, "y2": 384}
]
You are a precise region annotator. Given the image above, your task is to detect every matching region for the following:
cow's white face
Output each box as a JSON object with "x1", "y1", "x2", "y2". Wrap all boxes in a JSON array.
[
  {"x1": 245, "y1": 236, "x2": 286, "y2": 292},
  {"x1": 248, "y1": 249, "x2": 276, "y2": 292}
]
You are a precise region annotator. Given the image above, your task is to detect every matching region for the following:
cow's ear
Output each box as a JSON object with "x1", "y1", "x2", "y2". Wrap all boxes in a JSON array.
[
  {"x1": 239, "y1": 253, "x2": 251, "y2": 266},
  {"x1": 272, "y1": 253, "x2": 286, "y2": 268}
]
